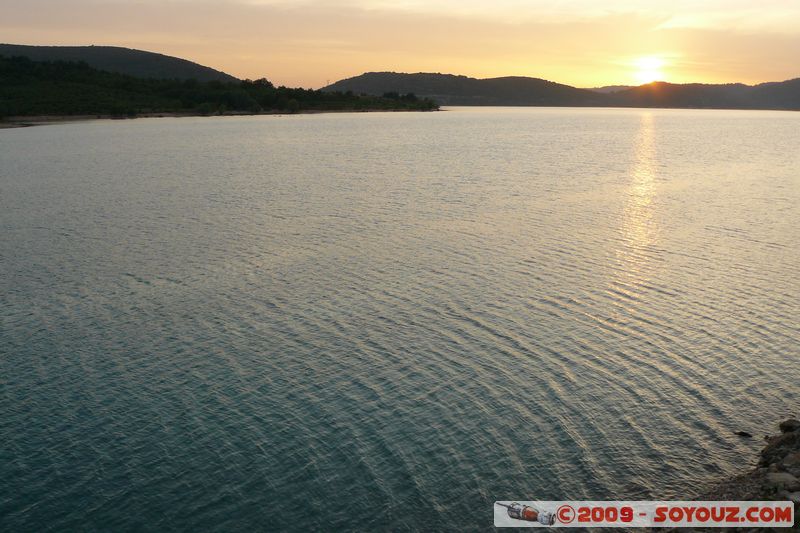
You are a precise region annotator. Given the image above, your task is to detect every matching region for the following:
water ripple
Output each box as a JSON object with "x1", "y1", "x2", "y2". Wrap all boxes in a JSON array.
[{"x1": 2, "y1": 108, "x2": 799, "y2": 531}]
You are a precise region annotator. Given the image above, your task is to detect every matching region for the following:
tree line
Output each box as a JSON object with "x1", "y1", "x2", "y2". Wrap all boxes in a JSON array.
[{"x1": 0, "y1": 55, "x2": 438, "y2": 118}]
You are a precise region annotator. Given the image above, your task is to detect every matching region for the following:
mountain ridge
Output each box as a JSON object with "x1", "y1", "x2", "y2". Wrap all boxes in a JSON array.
[
  {"x1": 323, "y1": 72, "x2": 605, "y2": 106},
  {"x1": 0, "y1": 44, "x2": 238, "y2": 82},
  {"x1": 2, "y1": 45, "x2": 797, "y2": 110},
  {"x1": 324, "y1": 71, "x2": 800, "y2": 110}
]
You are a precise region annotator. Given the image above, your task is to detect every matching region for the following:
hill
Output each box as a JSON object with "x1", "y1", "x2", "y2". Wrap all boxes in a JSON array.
[
  {"x1": 0, "y1": 44, "x2": 238, "y2": 82},
  {"x1": 610, "y1": 82, "x2": 753, "y2": 109},
  {"x1": 323, "y1": 72, "x2": 605, "y2": 106},
  {"x1": 324, "y1": 72, "x2": 800, "y2": 110},
  {"x1": 610, "y1": 79, "x2": 800, "y2": 110},
  {"x1": 0, "y1": 55, "x2": 437, "y2": 119}
]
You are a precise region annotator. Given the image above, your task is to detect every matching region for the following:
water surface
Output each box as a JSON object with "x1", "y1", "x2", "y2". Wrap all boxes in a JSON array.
[{"x1": 2, "y1": 107, "x2": 799, "y2": 530}]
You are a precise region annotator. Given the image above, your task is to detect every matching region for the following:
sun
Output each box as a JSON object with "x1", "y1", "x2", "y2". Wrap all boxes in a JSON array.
[{"x1": 634, "y1": 56, "x2": 665, "y2": 84}]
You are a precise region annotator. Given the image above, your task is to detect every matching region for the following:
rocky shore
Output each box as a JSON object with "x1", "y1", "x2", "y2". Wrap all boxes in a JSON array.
[{"x1": 697, "y1": 419, "x2": 800, "y2": 530}]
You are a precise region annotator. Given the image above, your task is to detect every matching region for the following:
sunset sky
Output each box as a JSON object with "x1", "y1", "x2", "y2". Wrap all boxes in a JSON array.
[{"x1": 2, "y1": 0, "x2": 799, "y2": 88}]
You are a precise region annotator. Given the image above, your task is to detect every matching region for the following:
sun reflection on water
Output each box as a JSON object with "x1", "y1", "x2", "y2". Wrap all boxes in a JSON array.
[
  {"x1": 612, "y1": 111, "x2": 661, "y2": 290},
  {"x1": 623, "y1": 112, "x2": 659, "y2": 253}
]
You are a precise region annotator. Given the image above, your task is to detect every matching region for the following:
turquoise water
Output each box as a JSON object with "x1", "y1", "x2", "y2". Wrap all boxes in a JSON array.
[{"x1": 1, "y1": 108, "x2": 799, "y2": 531}]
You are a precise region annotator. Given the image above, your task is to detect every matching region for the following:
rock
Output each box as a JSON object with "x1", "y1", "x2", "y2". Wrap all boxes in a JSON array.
[
  {"x1": 766, "y1": 472, "x2": 800, "y2": 491},
  {"x1": 779, "y1": 419, "x2": 800, "y2": 433},
  {"x1": 785, "y1": 451, "x2": 800, "y2": 463},
  {"x1": 767, "y1": 472, "x2": 796, "y2": 484},
  {"x1": 760, "y1": 431, "x2": 800, "y2": 467},
  {"x1": 699, "y1": 419, "x2": 800, "y2": 505},
  {"x1": 735, "y1": 431, "x2": 753, "y2": 438},
  {"x1": 782, "y1": 451, "x2": 800, "y2": 468}
]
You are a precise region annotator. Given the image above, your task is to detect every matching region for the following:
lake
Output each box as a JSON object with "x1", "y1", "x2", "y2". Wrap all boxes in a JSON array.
[{"x1": 1, "y1": 107, "x2": 799, "y2": 531}]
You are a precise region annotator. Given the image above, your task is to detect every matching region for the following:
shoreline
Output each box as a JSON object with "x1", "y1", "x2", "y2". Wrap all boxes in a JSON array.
[
  {"x1": 698, "y1": 418, "x2": 800, "y2": 501},
  {"x1": 695, "y1": 418, "x2": 799, "y2": 529},
  {"x1": 0, "y1": 108, "x2": 440, "y2": 129}
]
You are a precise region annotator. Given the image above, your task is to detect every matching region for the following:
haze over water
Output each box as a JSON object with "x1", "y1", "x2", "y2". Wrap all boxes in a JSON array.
[{"x1": 2, "y1": 107, "x2": 799, "y2": 530}]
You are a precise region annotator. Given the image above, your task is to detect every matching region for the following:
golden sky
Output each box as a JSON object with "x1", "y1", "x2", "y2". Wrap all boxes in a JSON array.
[{"x1": 2, "y1": 0, "x2": 799, "y2": 88}]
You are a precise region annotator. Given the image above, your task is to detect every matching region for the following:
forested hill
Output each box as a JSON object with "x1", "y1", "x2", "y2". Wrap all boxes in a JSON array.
[
  {"x1": 324, "y1": 72, "x2": 800, "y2": 110},
  {"x1": 0, "y1": 56, "x2": 438, "y2": 118},
  {"x1": 324, "y1": 72, "x2": 605, "y2": 106},
  {"x1": 609, "y1": 80, "x2": 800, "y2": 110},
  {"x1": 0, "y1": 44, "x2": 237, "y2": 82}
]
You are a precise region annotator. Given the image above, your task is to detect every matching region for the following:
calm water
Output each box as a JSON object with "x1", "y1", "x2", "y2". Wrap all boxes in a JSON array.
[{"x1": 1, "y1": 107, "x2": 799, "y2": 531}]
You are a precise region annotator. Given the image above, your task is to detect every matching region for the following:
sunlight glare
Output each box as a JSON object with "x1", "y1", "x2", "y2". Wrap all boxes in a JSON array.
[{"x1": 634, "y1": 56, "x2": 665, "y2": 84}]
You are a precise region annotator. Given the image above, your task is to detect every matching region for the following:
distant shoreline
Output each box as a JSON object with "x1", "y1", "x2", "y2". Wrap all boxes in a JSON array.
[
  {"x1": 6, "y1": 105, "x2": 800, "y2": 129},
  {"x1": 0, "y1": 108, "x2": 440, "y2": 129}
]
